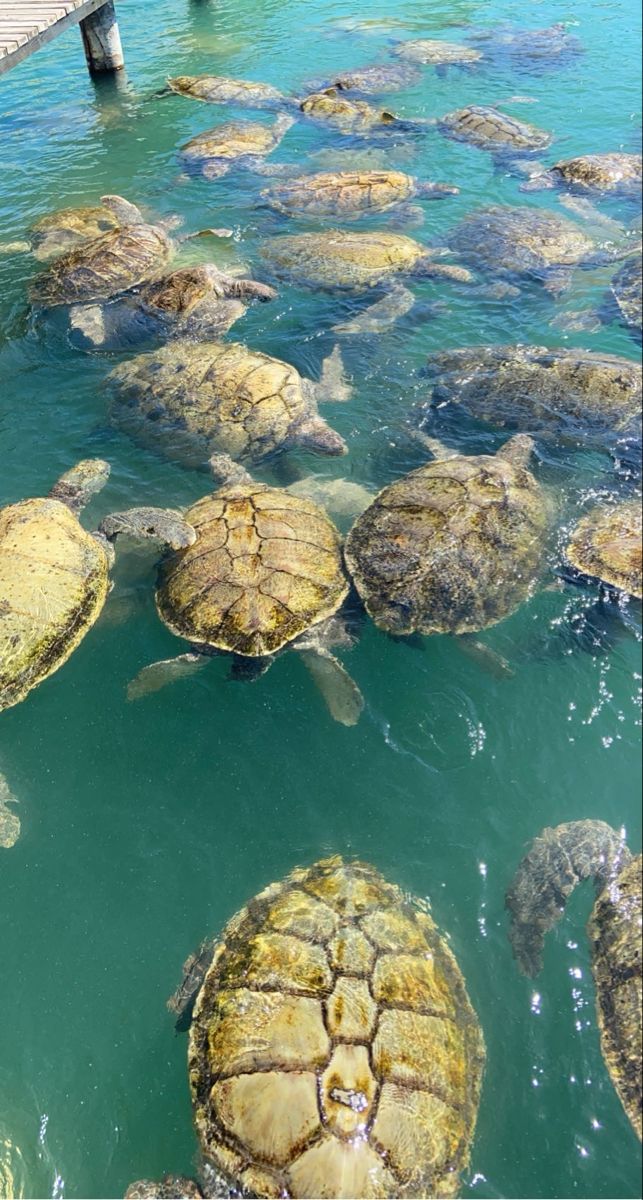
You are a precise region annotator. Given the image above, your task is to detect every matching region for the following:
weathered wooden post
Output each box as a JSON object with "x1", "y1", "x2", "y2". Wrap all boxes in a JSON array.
[{"x1": 80, "y1": 1, "x2": 125, "y2": 73}]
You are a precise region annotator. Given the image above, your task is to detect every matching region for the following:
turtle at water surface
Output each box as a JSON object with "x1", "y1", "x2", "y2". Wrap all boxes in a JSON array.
[
  {"x1": 179, "y1": 114, "x2": 294, "y2": 179},
  {"x1": 107, "y1": 340, "x2": 350, "y2": 474},
  {"x1": 521, "y1": 153, "x2": 642, "y2": 199},
  {"x1": 467, "y1": 22, "x2": 583, "y2": 69},
  {"x1": 28, "y1": 202, "x2": 121, "y2": 261},
  {"x1": 125, "y1": 1179, "x2": 203, "y2": 1199},
  {"x1": 506, "y1": 820, "x2": 641, "y2": 1139},
  {"x1": 0, "y1": 460, "x2": 195, "y2": 714},
  {"x1": 137, "y1": 856, "x2": 484, "y2": 1198},
  {"x1": 68, "y1": 262, "x2": 276, "y2": 352},
  {"x1": 298, "y1": 90, "x2": 415, "y2": 134},
  {"x1": 127, "y1": 477, "x2": 363, "y2": 725},
  {"x1": 261, "y1": 169, "x2": 459, "y2": 221},
  {"x1": 437, "y1": 106, "x2": 551, "y2": 159},
  {"x1": 311, "y1": 61, "x2": 421, "y2": 95},
  {"x1": 564, "y1": 501, "x2": 642, "y2": 599},
  {"x1": 166, "y1": 74, "x2": 288, "y2": 109},
  {"x1": 391, "y1": 38, "x2": 483, "y2": 71},
  {"x1": 417, "y1": 344, "x2": 642, "y2": 452}
]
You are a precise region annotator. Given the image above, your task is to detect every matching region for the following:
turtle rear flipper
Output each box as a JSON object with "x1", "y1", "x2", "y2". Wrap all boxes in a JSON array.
[
  {"x1": 506, "y1": 819, "x2": 632, "y2": 977},
  {"x1": 127, "y1": 653, "x2": 208, "y2": 702},
  {"x1": 297, "y1": 645, "x2": 364, "y2": 726}
]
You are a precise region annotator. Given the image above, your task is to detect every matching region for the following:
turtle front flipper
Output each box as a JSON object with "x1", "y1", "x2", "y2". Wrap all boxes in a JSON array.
[
  {"x1": 100, "y1": 195, "x2": 145, "y2": 225},
  {"x1": 506, "y1": 819, "x2": 632, "y2": 977},
  {"x1": 0, "y1": 772, "x2": 20, "y2": 850},
  {"x1": 48, "y1": 459, "x2": 111, "y2": 515},
  {"x1": 312, "y1": 344, "x2": 352, "y2": 402},
  {"x1": 127, "y1": 653, "x2": 209, "y2": 701},
  {"x1": 97, "y1": 508, "x2": 196, "y2": 550},
  {"x1": 333, "y1": 284, "x2": 416, "y2": 334},
  {"x1": 457, "y1": 635, "x2": 515, "y2": 679},
  {"x1": 167, "y1": 937, "x2": 219, "y2": 1030},
  {"x1": 295, "y1": 621, "x2": 364, "y2": 725}
]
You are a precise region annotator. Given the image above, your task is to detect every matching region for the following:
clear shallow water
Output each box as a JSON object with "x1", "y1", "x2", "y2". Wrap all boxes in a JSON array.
[{"x1": 0, "y1": 1, "x2": 641, "y2": 1197}]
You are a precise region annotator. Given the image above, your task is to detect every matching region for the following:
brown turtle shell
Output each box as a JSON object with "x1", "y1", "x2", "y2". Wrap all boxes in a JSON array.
[
  {"x1": 438, "y1": 106, "x2": 551, "y2": 153},
  {"x1": 262, "y1": 170, "x2": 417, "y2": 218},
  {"x1": 30, "y1": 223, "x2": 172, "y2": 306},
  {"x1": 565, "y1": 501, "x2": 642, "y2": 598},
  {"x1": 188, "y1": 856, "x2": 485, "y2": 1198},
  {"x1": 156, "y1": 484, "x2": 349, "y2": 657}
]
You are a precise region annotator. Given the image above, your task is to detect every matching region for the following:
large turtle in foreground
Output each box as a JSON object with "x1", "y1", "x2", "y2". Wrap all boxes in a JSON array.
[
  {"x1": 0, "y1": 461, "x2": 195, "y2": 714},
  {"x1": 107, "y1": 340, "x2": 349, "y2": 473},
  {"x1": 179, "y1": 114, "x2": 294, "y2": 179},
  {"x1": 564, "y1": 500, "x2": 642, "y2": 600},
  {"x1": 261, "y1": 169, "x2": 458, "y2": 222},
  {"x1": 417, "y1": 344, "x2": 642, "y2": 452},
  {"x1": 520, "y1": 153, "x2": 642, "y2": 199},
  {"x1": 127, "y1": 856, "x2": 485, "y2": 1197},
  {"x1": 345, "y1": 434, "x2": 549, "y2": 643},
  {"x1": 437, "y1": 106, "x2": 551, "y2": 159},
  {"x1": 506, "y1": 821, "x2": 642, "y2": 1139},
  {"x1": 127, "y1": 478, "x2": 363, "y2": 725}
]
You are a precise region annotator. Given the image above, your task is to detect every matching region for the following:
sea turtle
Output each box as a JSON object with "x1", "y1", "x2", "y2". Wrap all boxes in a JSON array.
[
  {"x1": 166, "y1": 74, "x2": 288, "y2": 109},
  {"x1": 520, "y1": 153, "x2": 642, "y2": 199},
  {"x1": 29, "y1": 196, "x2": 181, "y2": 308},
  {"x1": 308, "y1": 62, "x2": 421, "y2": 95},
  {"x1": 506, "y1": 820, "x2": 641, "y2": 1139},
  {"x1": 107, "y1": 340, "x2": 350, "y2": 474},
  {"x1": 564, "y1": 500, "x2": 642, "y2": 600},
  {"x1": 390, "y1": 38, "x2": 483, "y2": 72},
  {"x1": 126, "y1": 855, "x2": 485, "y2": 1198},
  {"x1": 260, "y1": 169, "x2": 459, "y2": 222},
  {"x1": 27, "y1": 202, "x2": 122, "y2": 261},
  {"x1": 467, "y1": 23, "x2": 583, "y2": 70},
  {"x1": 297, "y1": 90, "x2": 416, "y2": 134},
  {"x1": 126, "y1": 1180, "x2": 202, "y2": 1199},
  {"x1": 344, "y1": 434, "x2": 549, "y2": 650},
  {"x1": 179, "y1": 114, "x2": 295, "y2": 179},
  {"x1": 0, "y1": 772, "x2": 19, "y2": 849},
  {"x1": 126, "y1": 477, "x2": 364, "y2": 725},
  {"x1": 437, "y1": 106, "x2": 551, "y2": 159},
  {"x1": 552, "y1": 254, "x2": 643, "y2": 342},
  {"x1": 0, "y1": 460, "x2": 195, "y2": 714},
  {"x1": 67, "y1": 263, "x2": 276, "y2": 352},
  {"x1": 416, "y1": 345, "x2": 642, "y2": 453},
  {"x1": 444, "y1": 205, "x2": 619, "y2": 295}
]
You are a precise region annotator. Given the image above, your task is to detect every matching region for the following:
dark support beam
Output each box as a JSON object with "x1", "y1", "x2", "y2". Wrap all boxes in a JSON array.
[{"x1": 80, "y1": 0, "x2": 124, "y2": 73}]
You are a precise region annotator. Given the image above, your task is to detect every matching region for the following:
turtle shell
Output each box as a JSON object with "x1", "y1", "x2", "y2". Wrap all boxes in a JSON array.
[
  {"x1": 328, "y1": 63, "x2": 420, "y2": 94},
  {"x1": 181, "y1": 119, "x2": 283, "y2": 165},
  {"x1": 168, "y1": 75, "x2": 285, "y2": 108},
  {"x1": 299, "y1": 92, "x2": 395, "y2": 131},
  {"x1": 447, "y1": 205, "x2": 594, "y2": 280},
  {"x1": 344, "y1": 451, "x2": 548, "y2": 635},
  {"x1": 392, "y1": 39, "x2": 482, "y2": 65},
  {"x1": 262, "y1": 170, "x2": 417, "y2": 218},
  {"x1": 549, "y1": 153, "x2": 642, "y2": 195},
  {"x1": 260, "y1": 230, "x2": 425, "y2": 289},
  {"x1": 609, "y1": 258, "x2": 642, "y2": 335},
  {"x1": 421, "y1": 345, "x2": 642, "y2": 445},
  {"x1": 30, "y1": 223, "x2": 171, "y2": 306},
  {"x1": 565, "y1": 501, "x2": 642, "y2": 598},
  {"x1": 189, "y1": 856, "x2": 485, "y2": 1197},
  {"x1": 438, "y1": 106, "x2": 551, "y2": 153},
  {"x1": 30, "y1": 203, "x2": 121, "y2": 259},
  {"x1": 108, "y1": 340, "x2": 313, "y2": 471},
  {"x1": 589, "y1": 853, "x2": 642, "y2": 1140},
  {"x1": 157, "y1": 485, "x2": 348, "y2": 656},
  {"x1": 0, "y1": 497, "x2": 109, "y2": 711}
]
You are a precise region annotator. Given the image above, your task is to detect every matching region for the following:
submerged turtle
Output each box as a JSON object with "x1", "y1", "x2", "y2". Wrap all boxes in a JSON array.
[
  {"x1": 107, "y1": 340, "x2": 349, "y2": 474},
  {"x1": 166, "y1": 74, "x2": 288, "y2": 109},
  {"x1": 0, "y1": 773, "x2": 19, "y2": 849},
  {"x1": 311, "y1": 62, "x2": 421, "y2": 95},
  {"x1": 298, "y1": 90, "x2": 414, "y2": 134},
  {"x1": 564, "y1": 500, "x2": 642, "y2": 600},
  {"x1": 604, "y1": 257, "x2": 642, "y2": 338},
  {"x1": 467, "y1": 23, "x2": 583, "y2": 70},
  {"x1": 0, "y1": 461, "x2": 195, "y2": 714},
  {"x1": 417, "y1": 345, "x2": 642, "y2": 452},
  {"x1": 179, "y1": 114, "x2": 294, "y2": 179},
  {"x1": 437, "y1": 106, "x2": 551, "y2": 158},
  {"x1": 261, "y1": 169, "x2": 458, "y2": 221},
  {"x1": 345, "y1": 434, "x2": 549, "y2": 646},
  {"x1": 391, "y1": 38, "x2": 482, "y2": 71},
  {"x1": 67, "y1": 263, "x2": 276, "y2": 352},
  {"x1": 445, "y1": 205, "x2": 615, "y2": 295},
  {"x1": 30, "y1": 196, "x2": 179, "y2": 308},
  {"x1": 129, "y1": 856, "x2": 484, "y2": 1198},
  {"x1": 127, "y1": 477, "x2": 363, "y2": 725},
  {"x1": 506, "y1": 820, "x2": 641, "y2": 1139},
  {"x1": 521, "y1": 153, "x2": 642, "y2": 199}
]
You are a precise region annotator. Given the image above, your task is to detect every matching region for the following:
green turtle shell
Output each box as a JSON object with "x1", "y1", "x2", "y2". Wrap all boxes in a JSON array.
[
  {"x1": 299, "y1": 92, "x2": 396, "y2": 131},
  {"x1": 392, "y1": 39, "x2": 482, "y2": 65},
  {"x1": 261, "y1": 170, "x2": 418, "y2": 218},
  {"x1": 0, "y1": 497, "x2": 109, "y2": 711},
  {"x1": 156, "y1": 484, "x2": 349, "y2": 656},
  {"x1": 446, "y1": 205, "x2": 594, "y2": 282},
  {"x1": 167, "y1": 75, "x2": 285, "y2": 108},
  {"x1": 438, "y1": 106, "x2": 551, "y2": 153},
  {"x1": 260, "y1": 230, "x2": 426, "y2": 289},
  {"x1": 565, "y1": 500, "x2": 642, "y2": 598},
  {"x1": 30, "y1": 223, "x2": 172, "y2": 306},
  {"x1": 180, "y1": 118, "x2": 290, "y2": 173},
  {"x1": 188, "y1": 856, "x2": 485, "y2": 1197},
  {"x1": 344, "y1": 449, "x2": 548, "y2": 635}
]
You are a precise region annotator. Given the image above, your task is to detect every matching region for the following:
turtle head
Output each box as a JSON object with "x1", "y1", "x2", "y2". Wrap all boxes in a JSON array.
[
  {"x1": 495, "y1": 433, "x2": 536, "y2": 468},
  {"x1": 294, "y1": 414, "x2": 348, "y2": 456},
  {"x1": 209, "y1": 454, "x2": 254, "y2": 488},
  {"x1": 100, "y1": 195, "x2": 145, "y2": 225},
  {"x1": 48, "y1": 459, "x2": 111, "y2": 515}
]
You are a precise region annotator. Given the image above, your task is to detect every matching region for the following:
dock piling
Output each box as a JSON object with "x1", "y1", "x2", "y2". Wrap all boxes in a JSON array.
[{"x1": 80, "y1": 1, "x2": 124, "y2": 73}]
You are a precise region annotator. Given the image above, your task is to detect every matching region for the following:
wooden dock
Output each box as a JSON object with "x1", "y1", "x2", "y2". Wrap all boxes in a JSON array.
[{"x1": 0, "y1": 0, "x2": 124, "y2": 76}]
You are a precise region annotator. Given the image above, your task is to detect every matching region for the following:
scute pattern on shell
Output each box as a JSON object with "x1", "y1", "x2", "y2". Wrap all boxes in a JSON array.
[
  {"x1": 0, "y1": 498, "x2": 109, "y2": 711},
  {"x1": 344, "y1": 452, "x2": 548, "y2": 636},
  {"x1": 260, "y1": 230, "x2": 425, "y2": 289},
  {"x1": 439, "y1": 106, "x2": 551, "y2": 153},
  {"x1": 551, "y1": 153, "x2": 642, "y2": 194},
  {"x1": 447, "y1": 205, "x2": 595, "y2": 281},
  {"x1": 189, "y1": 857, "x2": 485, "y2": 1198},
  {"x1": 565, "y1": 501, "x2": 643, "y2": 598},
  {"x1": 30, "y1": 224, "x2": 172, "y2": 306},
  {"x1": 262, "y1": 170, "x2": 417, "y2": 218},
  {"x1": 157, "y1": 485, "x2": 349, "y2": 656},
  {"x1": 108, "y1": 341, "x2": 309, "y2": 471},
  {"x1": 392, "y1": 39, "x2": 482, "y2": 65},
  {"x1": 168, "y1": 75, "x2": 285, "y2": 107},
  {"x1": 181, "y1": 120, "x2": 283, "y2": 162}
]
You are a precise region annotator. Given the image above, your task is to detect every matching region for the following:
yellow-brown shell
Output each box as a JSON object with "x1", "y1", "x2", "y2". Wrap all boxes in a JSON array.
[
  {"x1": 181, "y1": 120, "x2": 283, "y2": 162},
  {"x1": 438, "y1": 106, "x2": 551, "y2": 153},
  {"x1": 262, "y1": 170, "x2": 417, "y2": 218},
  {"x1": 551, "y1": 153, "x2": 642, "y2": 194},
  {"x1": 168, "y1": 75, "x2": 285, "y2": 107},
  {"x1": 30, "y1": 223, "x2": 172, "y2": 307},
  {"x1": 30, "y1": 204, "x2": 121, "y2": 259},
  {"x1": 107, "y1": 341, "x2": 310, "y2": 471},
  {"x1": 156, "y1": 485, "x2": 349, "y2": 656},
  {"x1": 565, "y1": 501, "x2": 642, "y2": 598},
  {"x1": 260, "y1": 230, "x2": 426, "y2": 290},
  {"x1": 0, "y1": 498, "x2": 110, "y2": 711},
  {"x1": 344, "y1": 451, "x2": 548, "y2": 635},
  {"x1": 392, "y1": 39, "x2": 482, "y2": 65},
  {"x1": 189, "y1": 856, "x2": 485, "y2": 1198},
  {"x1": 299, "y1": 92, "x2": 396, "y2": 131}
]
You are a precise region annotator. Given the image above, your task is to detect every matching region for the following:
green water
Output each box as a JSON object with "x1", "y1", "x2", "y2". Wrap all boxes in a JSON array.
[{"x1": 0, "y1": 1, "x2": 641, "y2": 1197}]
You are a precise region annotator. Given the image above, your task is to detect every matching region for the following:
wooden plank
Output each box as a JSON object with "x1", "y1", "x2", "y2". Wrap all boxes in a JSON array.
[{"x1": 0, "y1": 0, "x2": 112, "y2": 74}]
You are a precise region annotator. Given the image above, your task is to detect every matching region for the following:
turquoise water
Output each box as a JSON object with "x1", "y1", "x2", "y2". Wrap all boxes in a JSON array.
[{"x1": 0, "y1": 1, "x2": 641, "y2": 1197}]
